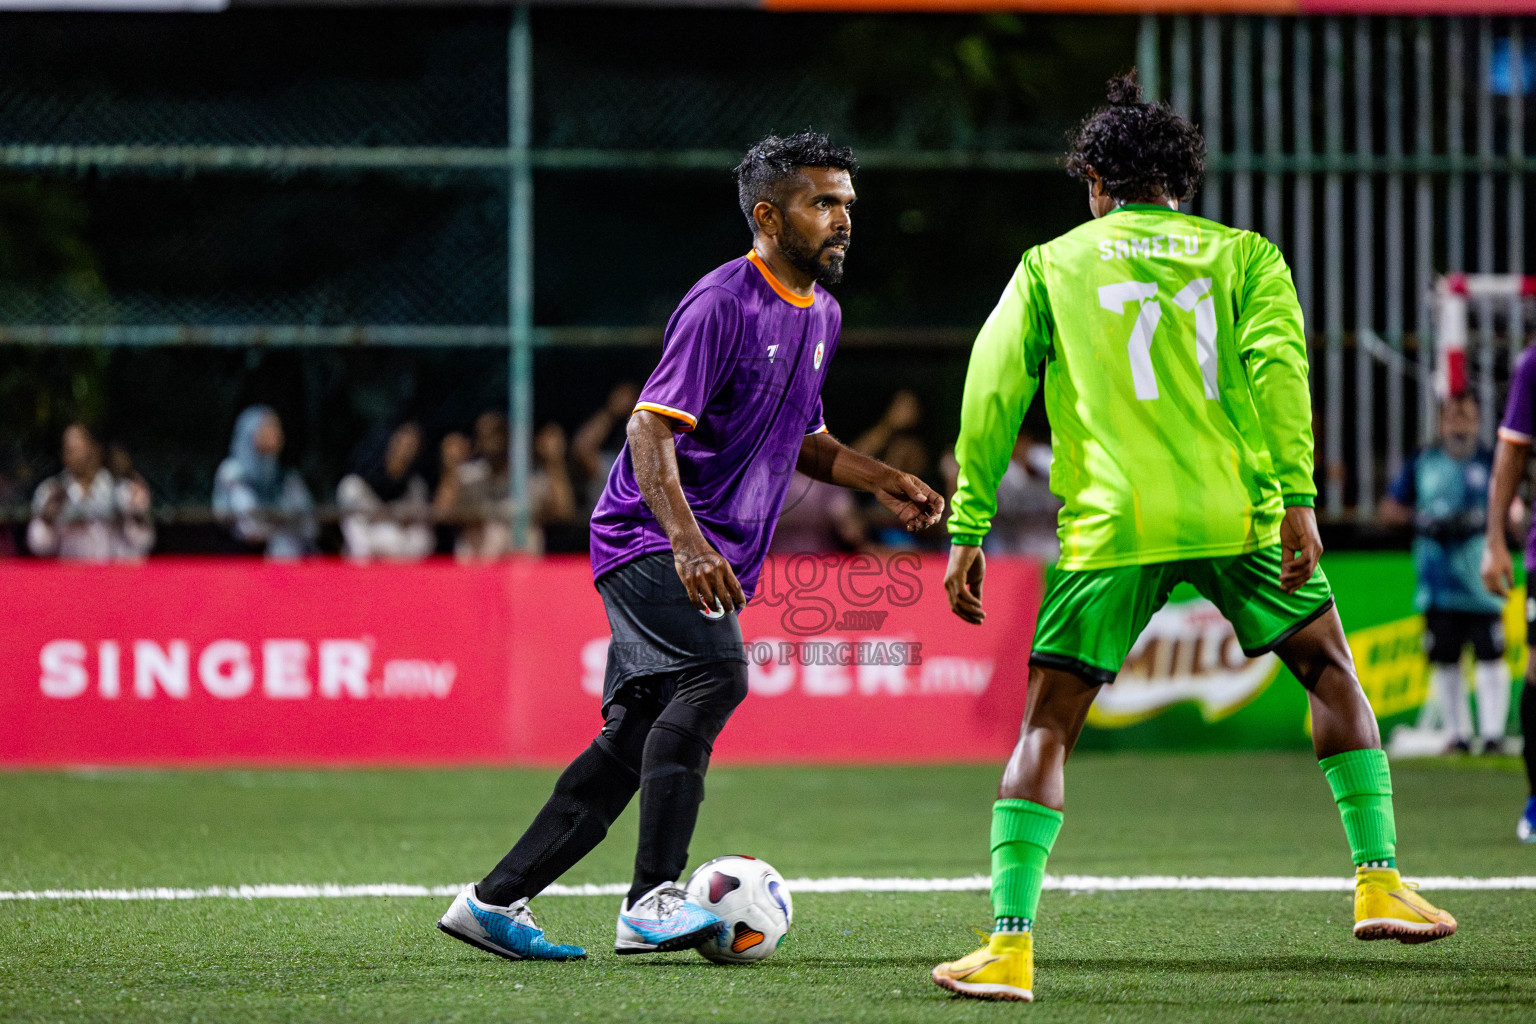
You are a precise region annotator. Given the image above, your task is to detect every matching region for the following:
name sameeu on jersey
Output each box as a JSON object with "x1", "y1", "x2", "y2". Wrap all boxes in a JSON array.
[{"x1": 1097, "y1": 234, "x2": 1202, "y2": 261}]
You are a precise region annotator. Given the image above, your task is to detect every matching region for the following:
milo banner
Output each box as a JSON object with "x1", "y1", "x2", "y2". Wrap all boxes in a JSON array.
[{"x1": 1077, "y1": 551, "x2": 1527, "y2": 751}]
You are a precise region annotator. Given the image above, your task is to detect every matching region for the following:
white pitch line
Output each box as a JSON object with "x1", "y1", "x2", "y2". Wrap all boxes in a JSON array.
[{"x1": 2, "y1": 875, "x2": 1534, "y2": 902}]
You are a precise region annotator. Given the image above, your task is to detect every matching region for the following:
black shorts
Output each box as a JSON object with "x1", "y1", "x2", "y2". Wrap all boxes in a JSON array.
[
  {"x1": 595, "y1": 551, "x2": 746, "y2": 711},
  {"x1": 1424, "y1": 609, "x2": 1505, "y2": 664}
]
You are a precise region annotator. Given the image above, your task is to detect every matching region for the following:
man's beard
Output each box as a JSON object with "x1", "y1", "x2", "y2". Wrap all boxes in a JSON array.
[{"x1": 780, "y1": 221, "x2": 849, "y2": 286}]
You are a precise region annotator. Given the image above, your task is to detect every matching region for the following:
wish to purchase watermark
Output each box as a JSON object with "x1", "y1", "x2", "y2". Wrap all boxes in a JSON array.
[{"x1": 745, "y1": 639, "x2": 922, "y2": 667}]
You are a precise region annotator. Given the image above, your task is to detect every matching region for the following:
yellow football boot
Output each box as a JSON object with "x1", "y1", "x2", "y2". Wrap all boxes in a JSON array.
[
  {"x1": 931, "y1": 931, "x2": 1034, "y2": 1002},
  {"x1": 1353, "y1": 867, "x2": 1457, "y2": 944}
]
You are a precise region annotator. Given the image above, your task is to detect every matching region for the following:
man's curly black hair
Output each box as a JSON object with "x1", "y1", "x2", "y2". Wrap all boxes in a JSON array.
[
  {"x1": 735, "y1": 131, "x2": 857, "y2": 232},
  {"x1": 1066, "y1": 71, "x2": 1206, "y2": 205}
]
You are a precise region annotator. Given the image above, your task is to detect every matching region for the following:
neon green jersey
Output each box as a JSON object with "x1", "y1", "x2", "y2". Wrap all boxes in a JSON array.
[{"x1": 949, "y1": 204, "x2": 1316, "y2": 570}]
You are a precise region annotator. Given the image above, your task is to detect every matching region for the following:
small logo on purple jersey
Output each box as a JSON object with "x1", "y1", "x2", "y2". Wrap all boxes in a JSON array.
[{"x1": 813, "y1": 341, "x2": 825, "y2": 370}]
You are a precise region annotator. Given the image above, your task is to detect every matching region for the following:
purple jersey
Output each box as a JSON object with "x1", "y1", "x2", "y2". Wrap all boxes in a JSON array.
[
  {"x1": 590, "y1": 251, "x2": 840, "y2": 598},
  {"x1": 1498, "y1": 344, "x2": 1536, "y2": 568}
]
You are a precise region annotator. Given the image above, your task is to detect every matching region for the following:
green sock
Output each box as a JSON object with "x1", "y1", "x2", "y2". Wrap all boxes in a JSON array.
[
  {"x1": 991, "y1": 799, "x2": 1064, "y2": 931},
  {"x1": 1320, "y1": 748, "x2": 1397, "y2": 869}
]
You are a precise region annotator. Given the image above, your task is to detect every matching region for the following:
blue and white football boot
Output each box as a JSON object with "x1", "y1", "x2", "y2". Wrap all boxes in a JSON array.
[
  {"x1": 614, "y1": 882, "x2": 724, "y2": 954},
  {"x1": 1519, "y1": 796, "x2": 1536, "y2": 844},
  {"x1": 436, "y1": 884, "x2": 586, "y2": 960}
]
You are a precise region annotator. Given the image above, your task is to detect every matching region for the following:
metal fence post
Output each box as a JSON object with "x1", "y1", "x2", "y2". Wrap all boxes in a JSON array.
[
  {"x1": 1232, "y1": 17, "x2": 1254, "y2": 230},
  {"x1": 509, "y1": 5, "x2": 534, "y2": 550},
  {"x1": 1262, "y1": 17, "x2": 1284, "y2": 248},
  {"x1": 1324, "y1": 18, "x2": 1345, "y2": 517},
  {"x1": 1138, "y1": 14, "x2": 1160, "y2": 100},
  {"x1": 1415, "y1": 18, "x2": 1436, "y2": 446},
  {"x1": 1385, "y1": 19, "x2": 1406, "y2": 484},
  {"x1": 1293, "y1": 20, "x2": 1314, "y2": 331},
  {"x1": 1202, "y1": 16, "x2": 1224, "y2": 224},
  {"x1": 1355, "y1": 17, "x2": 1375, "y2": 517},
  {"x1": 1170, "y1": 16, "x2": 1192, "y2": 117}
]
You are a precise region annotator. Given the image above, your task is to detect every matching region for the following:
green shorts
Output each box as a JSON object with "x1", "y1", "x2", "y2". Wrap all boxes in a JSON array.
[{"x1": 1029, "y1": 546, "x2": 1334, "y2": 685}]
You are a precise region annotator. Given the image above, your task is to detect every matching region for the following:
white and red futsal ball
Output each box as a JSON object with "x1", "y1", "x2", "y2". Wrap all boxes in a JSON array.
[{"x1": 684, "y1": 855, "x2": 793, "y2": 964}]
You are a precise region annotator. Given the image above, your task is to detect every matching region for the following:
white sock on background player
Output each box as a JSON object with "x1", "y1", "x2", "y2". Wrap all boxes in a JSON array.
[
  {"x1": 1432, "y1": 664, "x2": 1473, "y2": 744},
  {"x1": 1474, "y1": 660, "x2": 1511, "y2": 744}
]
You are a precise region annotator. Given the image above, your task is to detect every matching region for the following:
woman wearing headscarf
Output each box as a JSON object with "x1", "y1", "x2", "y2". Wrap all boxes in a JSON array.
[
  {"x1": 212, "y1": 405, "x2": 317, "y2": 559},
  {"x1": 336, "y1": 421, "x2": 433, "y2": 561}
]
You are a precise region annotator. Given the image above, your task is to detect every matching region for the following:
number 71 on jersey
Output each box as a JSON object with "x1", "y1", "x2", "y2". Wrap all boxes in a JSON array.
[{"x1": 1098, "y1": 278, "x2": 1218, "y2": 401}]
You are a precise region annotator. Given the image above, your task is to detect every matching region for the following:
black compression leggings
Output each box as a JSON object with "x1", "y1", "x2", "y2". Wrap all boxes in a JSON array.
[{"x1": 477, "y1": 660, "x2": 747, "y2": 907}]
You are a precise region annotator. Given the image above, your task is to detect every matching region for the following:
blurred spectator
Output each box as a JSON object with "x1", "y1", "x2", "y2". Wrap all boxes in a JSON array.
[
  {"x1": 849, "y1": 391, "x2": 941, "y2": 548},
  {"x1": 436, "y1": 411, "x2": 514, "y2": 560},
  {"x1": 771, "y1": 471, "x2": 866, "y2": 553},
  {"x1": 27, "y1": 423, "x2": 154, "y2": 562},
  {"x1": 337, "y1": 421, "x2": 434, "y2": 562},
  {"x1": 986, "y1": 428, "x2": 1061, "y2": 561},
  {"x1": 105, "y1": 441, "x2": 156, "y2": 558},
  {"x1": 531, "y1": 421, "x2": 579, "y2": 551},
  {"x1": 212, "y1": 405, "x2": 317, "y2": 560},
  {"x1": 941, "y1": 426, "x2": 1060, "y2": 563},
  {"x1": 436, "y1": 412, "x2": 577, "y2": 558},
  {"x1": 571, "y1": 381, "x2": 639, "y2": 508},
  {"x1": 852, "y1": 388, "x2": 923, "y2": 460},
  {"x1": 1380, "y1": 393, "x2": 1511, "y2": 754},
  {"x1": 865, "y1": 431, "x2": 938, "y2": 548}
]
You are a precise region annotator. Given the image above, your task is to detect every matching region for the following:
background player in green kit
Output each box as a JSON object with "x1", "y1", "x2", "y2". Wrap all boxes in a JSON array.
[{"x1": 931, "y1": 73, "x2": 1456, "y2": 1004}]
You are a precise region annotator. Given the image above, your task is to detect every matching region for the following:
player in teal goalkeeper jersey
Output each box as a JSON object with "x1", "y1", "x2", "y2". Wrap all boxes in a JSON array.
[{"x1": 930, "y1": 73, "x2": 1456, "y2": 1004}]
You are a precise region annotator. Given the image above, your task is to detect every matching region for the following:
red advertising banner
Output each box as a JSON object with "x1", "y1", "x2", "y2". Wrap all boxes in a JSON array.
[{"x1": 0, "y1": 555, "x2": 1041, "y2": 768}]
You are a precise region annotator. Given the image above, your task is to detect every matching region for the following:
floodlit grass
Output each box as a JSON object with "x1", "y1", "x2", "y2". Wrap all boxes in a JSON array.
[{"x1": 2, "y1": 754, "x2": 1533, "y2": 1022}]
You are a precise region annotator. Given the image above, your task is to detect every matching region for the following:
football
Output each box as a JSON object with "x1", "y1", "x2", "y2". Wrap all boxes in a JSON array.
[{"x1": 684, "y1": 855, "x2": 793, "y2": 964}]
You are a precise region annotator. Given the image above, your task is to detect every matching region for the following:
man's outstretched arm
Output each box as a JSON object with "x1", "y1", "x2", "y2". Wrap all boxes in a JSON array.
[
  {"x1": 796, "y1": 430, "x2": 943, "y2": 533},
  {"x1": 628, "y1": 409, "x2": 746, "y2": 613}
]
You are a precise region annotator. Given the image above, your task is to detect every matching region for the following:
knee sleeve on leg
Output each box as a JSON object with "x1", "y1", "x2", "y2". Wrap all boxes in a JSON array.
[
  {"x1": 597, "y1": 695, "x2": 662, "y2": 772},
  {"x1": 478, "y1": 702, "x2": 656, "y2": 905},
  {"x1": 627, "y1": 664, "x2": 745, "y2": 903},
  {"x1": 666, "y1": 661, "x2": 748, "y2": 745}
]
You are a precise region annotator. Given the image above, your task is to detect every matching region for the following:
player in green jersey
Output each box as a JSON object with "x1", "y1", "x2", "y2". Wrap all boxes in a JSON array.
[{"x1": 930, "y1": 73, "x2": 1456, "y2": 1004}]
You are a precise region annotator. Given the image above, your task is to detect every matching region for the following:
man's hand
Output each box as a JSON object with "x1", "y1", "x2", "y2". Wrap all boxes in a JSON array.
[
  {"x1": 874, "y1": 469, "x2": 944, "y2": 532},
  {"x1": 605, "y1": 382, "x2": 640, "y2": 421},
  {"x1": 882, "y1": 390, "x2": 923, "y2": 433},
  {"x1": 40, "y1": 488, "x2": 64, "y2": 523},
  {"x1": 944, "y1": 544, "x2": 986, "y2": 624},
  {"x1": 1482, "y1": 538, "x2": 1514, "y2": 598},
  {"x1": 533, "y1": 423, "x2": 567, "y2": 467},
  {"x1": 440, "y1": 432, "x2": 471, "y2": 471},
  {"x1": 673, "y1": 536, "x2": 747, "y2": 615},
  {"x1": 122, "y1": 479, "x2": 151, "y2": 514},
  {"x1": 1279, "y1": 505, "x2": 1322, "y2": 594}
]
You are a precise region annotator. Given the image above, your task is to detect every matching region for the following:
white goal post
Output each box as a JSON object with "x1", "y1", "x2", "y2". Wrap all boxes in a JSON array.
[{"x1": 1433, "y1": 273, "x2": 1536, "y2": 400}]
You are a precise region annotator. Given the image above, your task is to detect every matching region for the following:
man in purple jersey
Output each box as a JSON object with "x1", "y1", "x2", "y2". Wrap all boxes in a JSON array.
[
  {"x1": 437, "y1": 132, "x2": 944, "y2": 961},
  {"x1": 1481, "y1": 346, "x2": 1536, "y2": 842}
]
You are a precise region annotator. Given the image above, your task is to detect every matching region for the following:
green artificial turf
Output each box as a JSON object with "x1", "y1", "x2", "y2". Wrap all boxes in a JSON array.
[{"x1": 1, "y1": 754, "x2": 1533, "y2": 1022}]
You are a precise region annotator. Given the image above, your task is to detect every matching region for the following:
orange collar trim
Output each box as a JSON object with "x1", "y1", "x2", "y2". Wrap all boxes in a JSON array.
[{"x1": 746, "y1": 250, "x2": 815, "y2": 308}]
